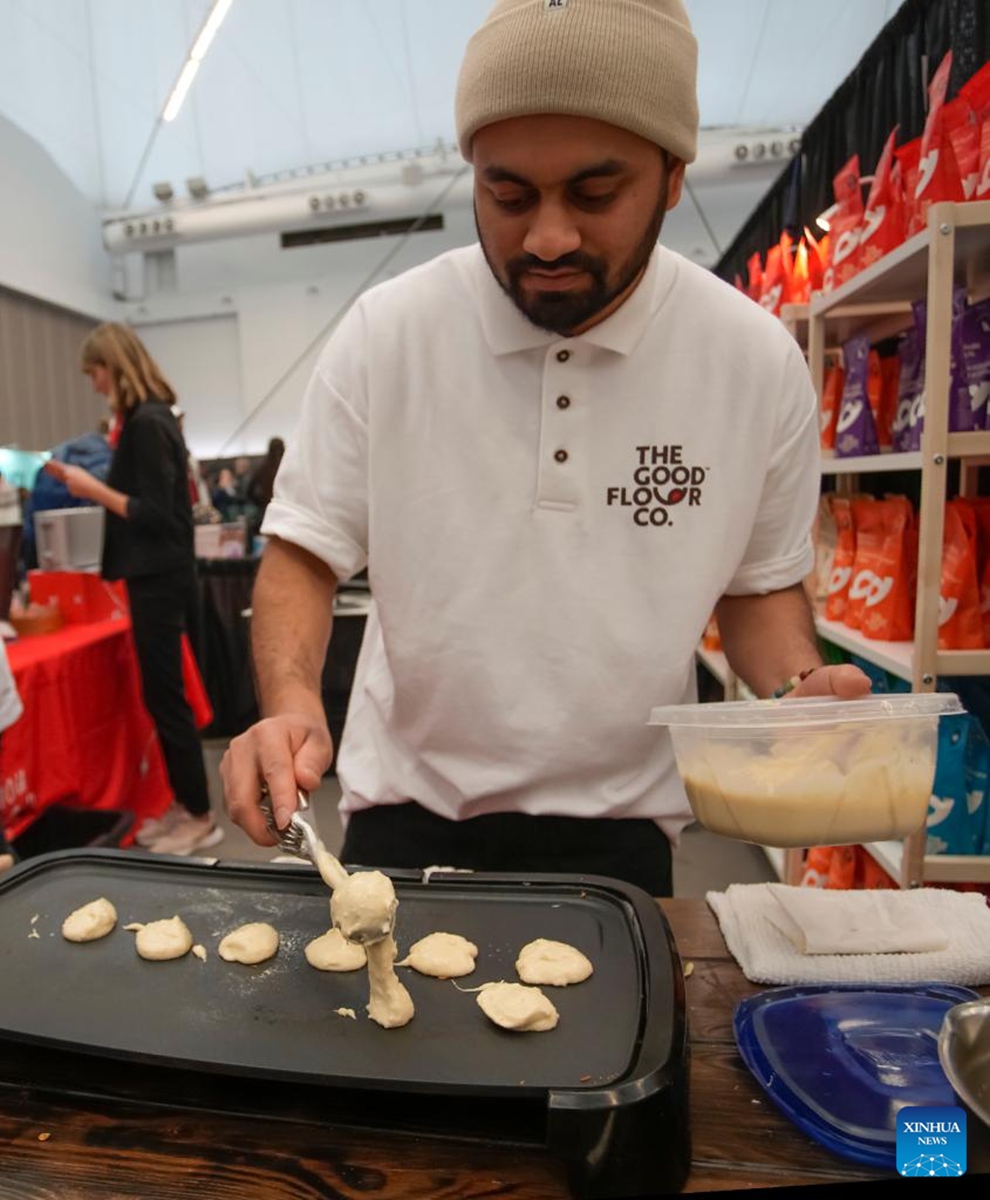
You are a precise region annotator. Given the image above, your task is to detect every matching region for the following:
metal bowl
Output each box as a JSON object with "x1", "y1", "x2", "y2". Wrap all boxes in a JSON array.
[{"x1": 939, "y1": 998, "x2": 990, "y2": 1173}]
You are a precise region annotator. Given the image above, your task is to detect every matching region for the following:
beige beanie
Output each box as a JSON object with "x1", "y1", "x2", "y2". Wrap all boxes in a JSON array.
[{"x1": 456, "y1": 0, "x2": 699, "y2": 164}]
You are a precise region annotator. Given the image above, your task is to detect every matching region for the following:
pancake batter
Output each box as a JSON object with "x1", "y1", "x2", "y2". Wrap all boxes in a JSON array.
[
  {"x1": 516, "y1": 939, "x2": 593, "y2": 986},
  {"x1": 218, "y1": 922, "x2": 280, "y2": 965},
  {"x1": 305, "y1": 927, "x2": 368, "y2": 972},
  {"x1": 125, "y1": 916, "x2": 194, "y2": 961},
  {"x1": 397, "y1": 932, "x2": 478, "y2": 979},
  {"x1": 62, "y1": 898, "x2": 117, "y2": 943},
  {"x1": 477, "y1": 982, "x2": 559, "y2": 1032}
]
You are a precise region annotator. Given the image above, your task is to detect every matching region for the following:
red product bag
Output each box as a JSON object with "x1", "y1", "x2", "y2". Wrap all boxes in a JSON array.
[
  {"x1": 845, "y1": 498, "x2": 885, "y2": 631},
  {"x1": 823, "y1": 155, "x2": 864, "y2": 292},
  {"x1": 746, "y1": 251, "x2": 763, "y2": 302},
  {"x1": 862, "y1": 496, "x2": 916, "y2": 642},
  {"x1": 912, "y1": 51, "x2": 965, "y2": 236},
  {"x1": 825, "y1": 496, "x2": 856, "y2": 621},
  {"x1": 968, "y1": 497, "x2": 990, "y2": 646},
  {"x1": 895, "y1": 138, "x2": 922, "y2": 239},
  {"x1": 939, "y1": 499, "x2": 984, "y2": 649},
  {"x1": 857, "y1": 128, "x2": 906, "y2": 270},
  {"x1": 803, "y1": 227, "x2": 829, "y2": 293},
  {"x1": 877, "y1": 353, "x2": 901, "y2": 452},
  {"x1": 758, "y1": 244, "x2": 785, "y2": 316},
  {"x1": 960, "y1": 60, "x2": 990, "y2": 200},
  {"x1": 944, "y1": 96, "x2": 981, "y2": 200},
  {"x1": 790, "y1": 237, "x2": 811, "y2": 305}
]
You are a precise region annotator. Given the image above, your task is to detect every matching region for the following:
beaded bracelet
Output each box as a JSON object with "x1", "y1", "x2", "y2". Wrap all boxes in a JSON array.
[{"x1": 771, "y1": 667, "x2": 820, "y2": 700}]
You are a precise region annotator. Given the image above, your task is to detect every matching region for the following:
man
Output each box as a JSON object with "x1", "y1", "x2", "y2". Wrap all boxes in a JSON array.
[{"x1": 222, "y1": 0, "x2": 868, "y2": 895}]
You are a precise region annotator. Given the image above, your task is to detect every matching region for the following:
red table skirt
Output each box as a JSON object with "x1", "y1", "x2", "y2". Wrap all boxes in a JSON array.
[{"x1": 1, "y1": 614, "x2": 213, "y2": 843}]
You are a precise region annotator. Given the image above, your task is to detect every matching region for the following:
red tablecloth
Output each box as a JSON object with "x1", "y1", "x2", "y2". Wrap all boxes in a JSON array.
[{"x1": 1, "y1": 616, "x2": 212, "y2": 843}]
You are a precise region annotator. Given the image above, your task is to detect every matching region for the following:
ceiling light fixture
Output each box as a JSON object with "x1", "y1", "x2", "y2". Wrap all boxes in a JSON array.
[{"x1": 162, "y1": 0, "x2": 236, "y2": 123}]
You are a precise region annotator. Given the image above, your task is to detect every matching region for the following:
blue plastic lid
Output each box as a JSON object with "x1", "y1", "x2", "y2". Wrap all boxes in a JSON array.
[{"x1": 734, "y1": 984, "x2": 979, "y2": 1168}]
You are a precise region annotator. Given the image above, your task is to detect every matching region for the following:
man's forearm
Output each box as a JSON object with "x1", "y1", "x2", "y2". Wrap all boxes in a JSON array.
[
  {"x1": 251, "y1": 537, "x2": 337, "y2": 718},
  {"x1": 715, "y1": 584, "x2": 822, "y2": 699}
]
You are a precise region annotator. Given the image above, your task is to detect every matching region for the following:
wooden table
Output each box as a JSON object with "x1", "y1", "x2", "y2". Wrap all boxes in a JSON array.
[{"x1": 0, "y1": 898, "x2": 907, "y2": 1197}]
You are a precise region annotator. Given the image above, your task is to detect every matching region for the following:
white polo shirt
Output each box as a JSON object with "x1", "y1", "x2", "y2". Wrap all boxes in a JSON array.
[{"x1": 264, "y1": 244, "x2": 819, "y2": 840}]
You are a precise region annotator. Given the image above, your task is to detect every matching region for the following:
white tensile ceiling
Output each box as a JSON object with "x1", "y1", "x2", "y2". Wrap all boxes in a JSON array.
[{"x1": 1, "y1": 0, "x2": 904, "y2": 264}]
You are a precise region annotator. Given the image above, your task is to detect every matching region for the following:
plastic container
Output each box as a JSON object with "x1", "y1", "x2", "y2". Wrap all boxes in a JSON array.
[
  {"x1": 649, "y1": 693, "x2": 964, "y2": 847},
  {"x1": 735, "y1": 983, "x2": 977, "y2": 1168}
]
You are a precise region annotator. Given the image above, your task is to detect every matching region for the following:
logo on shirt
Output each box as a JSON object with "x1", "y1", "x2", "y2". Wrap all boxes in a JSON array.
[{"x1": 606, "y1": 444, "x2": 708, "y2": 527}]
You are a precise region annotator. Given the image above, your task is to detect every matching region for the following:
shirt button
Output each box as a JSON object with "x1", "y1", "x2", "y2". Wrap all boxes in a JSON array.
[
  {"x1": 554, "y1": 449, "x2": 568, "y2": 463},
  {"x1": 556, "y1": 350, "x2": 570, "y2": 363},
  {"x1": 556, "y1": 395, "x2": 571, "y2": 410}
]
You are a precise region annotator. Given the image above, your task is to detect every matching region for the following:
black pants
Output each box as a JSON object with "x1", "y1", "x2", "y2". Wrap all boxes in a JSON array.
[
  {"x1": 341, "y1": 802, "x2": 673, "y2": 896},
  {"x1": 127, "y1": 572, "x2": 210, "y2": 817}
]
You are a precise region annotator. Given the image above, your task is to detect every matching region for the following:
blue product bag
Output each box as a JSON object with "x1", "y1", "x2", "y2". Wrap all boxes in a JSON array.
[{"x1": 927, "y1": 714, "x2": 987, "y2": 855}]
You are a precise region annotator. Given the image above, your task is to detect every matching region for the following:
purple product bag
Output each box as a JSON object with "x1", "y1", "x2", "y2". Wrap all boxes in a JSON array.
[
  {"x1": 893, "y1": 299, "x2": 927, "y2": 452},
  {"x1": 835, "y1": 334, "x2": 878, "y2": 457},
  {"x1": 949, "y1": 286, "x2": 982, "y2": 431},
  {"x1": 959, "y1": 295, "x2": 990, "y2": 432}
]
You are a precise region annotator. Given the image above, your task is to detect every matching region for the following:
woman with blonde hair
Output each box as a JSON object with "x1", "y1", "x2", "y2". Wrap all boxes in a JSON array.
[{"x1": 46, "y1": 322, "x2": 221, "y2": 855}]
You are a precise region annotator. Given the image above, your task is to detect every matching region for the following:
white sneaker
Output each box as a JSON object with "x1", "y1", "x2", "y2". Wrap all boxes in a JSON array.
[
  {"x1": 146, "y1": 813, "x2": 225, "y2": 857},
  {"x1": 136, "y1": 802, "x2": 184, "y2": 846}
]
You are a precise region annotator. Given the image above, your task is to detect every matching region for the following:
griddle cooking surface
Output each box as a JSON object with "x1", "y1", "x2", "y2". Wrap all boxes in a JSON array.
[{"x1": 0, "y1": 854, "x2": 655, "y2": 1095}]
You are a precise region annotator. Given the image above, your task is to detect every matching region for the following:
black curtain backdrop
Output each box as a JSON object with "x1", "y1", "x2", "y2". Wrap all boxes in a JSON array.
[{"x1": 714, "y1": 0, "x2": 990, "y2": 284}]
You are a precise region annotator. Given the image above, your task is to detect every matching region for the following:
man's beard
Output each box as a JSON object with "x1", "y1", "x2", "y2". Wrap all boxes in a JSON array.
[{"x1": 478, "y1": 181, "x2": 669, "y2": 337}]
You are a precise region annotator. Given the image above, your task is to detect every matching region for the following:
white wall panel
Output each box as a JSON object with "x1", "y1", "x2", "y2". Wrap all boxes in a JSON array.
[{"x1": 135, "y1": 313, "x2": 243, "y2": 458}]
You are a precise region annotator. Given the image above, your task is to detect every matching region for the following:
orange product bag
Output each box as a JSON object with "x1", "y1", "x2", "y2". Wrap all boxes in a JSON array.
[
  {"x1": 820, "y1": 364, "x2": 845, "y2": 451},
  {"x1": 824, "y1": 155, "x2": 864, "y2": 292},
  {"x1": 826, "y1": 845, "x2": 857, "y2": 890},
  {"x1": 862, "y1": 496, "x2": 916, "y2": 642},
  {"x1": 912, "y1": 51, "x2": 965, "y2": 235},
  {"x1": 857, "y1": 127, "x2": 906, "y2": 271},
  {"x1": 939, "y1": 499, "x2": 984, "y2": 649},
  {"x1": 815, "y1": 494, "x2": 838, "y2": 604},
  {"x1": 801, "y1": 846, "x2": 833, "y2": 888},
  {"x1": 845, "y1": 498, "x2": 885, "y2": 631},
  {"x1": 701, "y1": 615, "x2": 721, "y2": 651},
  {"x1": 825, "y1": 496, "x2": 856, "y2": 621}
]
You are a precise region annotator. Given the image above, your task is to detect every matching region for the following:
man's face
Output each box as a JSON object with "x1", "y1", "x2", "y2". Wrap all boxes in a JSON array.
[{"x1": 472, "y1": 115, "x2": 685, "y2": 337}]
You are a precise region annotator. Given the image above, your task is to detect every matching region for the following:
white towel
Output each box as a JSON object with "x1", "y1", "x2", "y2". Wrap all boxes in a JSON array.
[
  {"x1": 707, "y1": 883, "x2": 990, "y2": 985},
  {"x1": 763, "y1": 884, "x2": 948, "y2": 954}
]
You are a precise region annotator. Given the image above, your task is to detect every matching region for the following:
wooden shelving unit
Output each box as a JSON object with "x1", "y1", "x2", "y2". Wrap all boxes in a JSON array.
[{"x1": 804, "y1": 200, "x2": 990, "y2": 888}]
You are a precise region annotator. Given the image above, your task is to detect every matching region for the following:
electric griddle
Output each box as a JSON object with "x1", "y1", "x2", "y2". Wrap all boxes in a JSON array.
[{"x1": 0, "y1": 850, "x2": 689, "y2": 1197}]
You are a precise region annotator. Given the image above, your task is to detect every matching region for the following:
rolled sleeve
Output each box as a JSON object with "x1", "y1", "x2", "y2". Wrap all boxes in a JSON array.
[
  {"x1": 725, "y1": 344, "x2": 821, "y2": 596},
  {"x1": 261, "y1": 306, "x2": 370, "y2": 583}
]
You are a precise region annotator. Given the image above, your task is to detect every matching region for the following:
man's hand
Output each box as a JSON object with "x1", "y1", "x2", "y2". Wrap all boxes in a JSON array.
[
  {"x1": 221, "y1": 713, "x2": 334, "y2": 846},
  {"x1": 787, "y1": 664, "x2": 872, "y2": 699},
  {"x1": 45, "y1": 461, "x2": 97, "y2": 501}
]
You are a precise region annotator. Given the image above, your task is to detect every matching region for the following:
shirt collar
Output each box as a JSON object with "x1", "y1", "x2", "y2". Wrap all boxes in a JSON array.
[{"x1": 471, "y1": 243, "x2": 677, "y2": 358}]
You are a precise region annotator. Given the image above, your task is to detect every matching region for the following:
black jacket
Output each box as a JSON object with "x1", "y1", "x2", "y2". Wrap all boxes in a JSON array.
[{"x1": 101, "y1": 399, "x2": 194, "y2": 581}]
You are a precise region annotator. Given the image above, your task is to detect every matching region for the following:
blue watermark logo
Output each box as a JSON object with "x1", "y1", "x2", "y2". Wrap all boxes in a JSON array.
[{"x1": 897, "y1": 1106, "x2": 967, "y2": 1177}]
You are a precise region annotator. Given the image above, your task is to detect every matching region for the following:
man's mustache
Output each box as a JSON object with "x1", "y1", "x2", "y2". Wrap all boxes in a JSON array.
[{"x1": 506, "y1": 252, "x2": 604, "y2": 275}]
